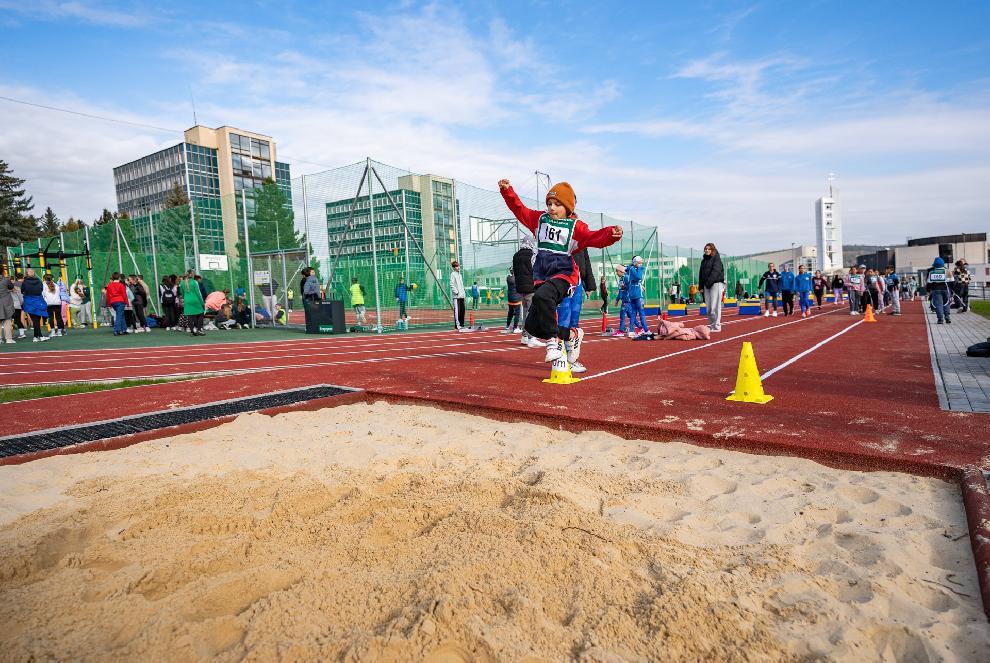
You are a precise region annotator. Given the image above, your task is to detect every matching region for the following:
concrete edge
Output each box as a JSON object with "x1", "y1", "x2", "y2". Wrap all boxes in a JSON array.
[
  {"x1": 960, "y1": 465, "x2": 990, "y2": 621},
  {"x1": 923, "y1": 304, "x2": 951, "y2": 410}
]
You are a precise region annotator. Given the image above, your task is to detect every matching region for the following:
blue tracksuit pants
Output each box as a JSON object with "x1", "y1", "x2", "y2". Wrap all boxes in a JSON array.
[
  {"x1": 555, "y1": 283, "x2": 583, "y2": 329},
  {"x1": 629, "y1": 297, "x2": 648, "y2": 331}
]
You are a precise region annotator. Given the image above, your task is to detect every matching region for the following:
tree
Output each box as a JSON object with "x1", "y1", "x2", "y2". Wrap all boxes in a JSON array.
[
  {"x1": 94, "y1": 208, "x2": 116, "y2": 226},
  {"x1": 0, "y1": 159, "x2": 36, "y2": 249},
  {"x1": 40, "y1": 206, "x2": 60, "y2": 236},
  {"x1": 61, "y1": 217, "x2": 82, "y2": 233},
  {"x1": 250, "y1": 178, "x2": 301, "y2": 252},
  {"x1": 164, "y1": 182, "x2": 189, "y2": 209}
]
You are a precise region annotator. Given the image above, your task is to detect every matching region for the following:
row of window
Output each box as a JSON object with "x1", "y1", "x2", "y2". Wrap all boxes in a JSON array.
[{"x1": 229, "y1": 133, "x2": 271, "y2": 161}]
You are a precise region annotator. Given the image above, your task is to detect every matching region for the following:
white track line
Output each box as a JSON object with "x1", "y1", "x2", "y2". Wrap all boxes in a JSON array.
[
  {"x1": 757, "y1": 319, "x2": 865, "y2": 382},
  {"x1": 580, "y1": 307, "x2": 844, "y2": 381}
]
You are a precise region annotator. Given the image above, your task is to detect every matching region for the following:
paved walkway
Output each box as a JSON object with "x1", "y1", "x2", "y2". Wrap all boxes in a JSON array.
[{"x1": 925, "y1": 304, "x2": 990, "y2": 412}]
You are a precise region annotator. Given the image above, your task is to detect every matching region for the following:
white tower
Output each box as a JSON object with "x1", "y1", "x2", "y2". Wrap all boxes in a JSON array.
[{"x1": 815, "y1": 174, "x2": 843, "y2": 272}]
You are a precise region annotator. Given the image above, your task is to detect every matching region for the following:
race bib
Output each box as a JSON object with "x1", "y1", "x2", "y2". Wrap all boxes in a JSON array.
[
  {"x1": 536, "y1": 214, "x2": 575, "y2": 254},
  {"x1": 850, "y1": 276, "x2": 862, "y2": 285},
  {"x1": 929, "y1": 272, "x2": 946, "y2": 282}
]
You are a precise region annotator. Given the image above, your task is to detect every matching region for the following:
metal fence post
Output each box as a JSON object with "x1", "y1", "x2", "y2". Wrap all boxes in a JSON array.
[
  {"x1": 241, "y1": 190, "x2": 256, "y2": 328},
  {"x1": 367, "y1": 158, "x2": 383, "y2": 333}
]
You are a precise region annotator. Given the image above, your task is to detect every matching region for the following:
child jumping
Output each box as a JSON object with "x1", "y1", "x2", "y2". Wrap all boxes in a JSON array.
[{"x1": 499, "y1": 178, "x2": 623, "y2": 364}]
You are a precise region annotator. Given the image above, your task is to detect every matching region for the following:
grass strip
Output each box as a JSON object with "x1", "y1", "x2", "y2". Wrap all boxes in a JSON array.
[
  {"x1": 0, "y1": 377, "x2": 194, "y2": 404},
  {"x1": 970, "y1": 300, "x2": 990, "y2": 321}
]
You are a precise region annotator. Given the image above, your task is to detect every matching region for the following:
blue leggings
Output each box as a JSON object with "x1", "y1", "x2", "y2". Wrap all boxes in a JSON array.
[
  {"x1": 628, "y1": 298, "x2": 648, "y2": 331},
  {"x1": 618, "y1": 302, "x2": 630, "y2": 332},
  {"x1": 799, "y1": 291, "x2": 811, "y2": 313},
  {"x1": 555, "y1": 283, "x2": 583, "y2": 329}
]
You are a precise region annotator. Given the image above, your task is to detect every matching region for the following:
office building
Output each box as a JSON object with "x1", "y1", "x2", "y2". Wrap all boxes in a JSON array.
[
  {"x1": 113, "y1": 125, "x2": 291, "y2": 257},
  {"x1": 815, "y1": 175, "x2": 843, "y2": 272}
]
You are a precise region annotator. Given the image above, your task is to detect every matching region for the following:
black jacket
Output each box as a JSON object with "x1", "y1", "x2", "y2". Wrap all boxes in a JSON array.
[
  {"x1": 698, "y1": 254, "x2": 725, "y2": 289},
  {"x1": 21, "y1": 276, "x2": 43, "y2": 297},
  {"x1": 573, "y1": 249, "x2": 596, "y2": 293},
  {"x1": 512, "y1": 248, "x2": 534, "y2": 294}
]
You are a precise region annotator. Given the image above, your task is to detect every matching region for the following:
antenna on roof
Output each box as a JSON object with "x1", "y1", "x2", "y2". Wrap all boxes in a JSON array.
[
  {"x1": 189, "y1": 86, "x2": 198, "y2": 126},
  {"x1": 826, "y1": 172, "x2": 835, "y2": 197}
]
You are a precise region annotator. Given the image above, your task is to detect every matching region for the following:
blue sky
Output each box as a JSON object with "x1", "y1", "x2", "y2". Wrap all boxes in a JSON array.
[{"x1": 1, "y1": 0, "x2": 988, "y2": 253}]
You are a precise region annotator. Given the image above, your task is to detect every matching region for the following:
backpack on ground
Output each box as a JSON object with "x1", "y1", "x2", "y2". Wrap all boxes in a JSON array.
[{"x1": 966, "y1": 341, "x2": 990, "y2": 358}]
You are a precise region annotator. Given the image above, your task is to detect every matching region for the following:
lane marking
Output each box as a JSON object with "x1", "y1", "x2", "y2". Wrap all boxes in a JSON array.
[{"x1": 757, "y1": 319, "x2": 865, "y2": 382}]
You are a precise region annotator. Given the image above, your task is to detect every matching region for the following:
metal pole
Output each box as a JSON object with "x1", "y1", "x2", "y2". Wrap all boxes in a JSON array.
[
  {"x1": 115, "y1": 219, "x2": 123, "y2": 273},
  {"x1": 241, "y1": 190, "x2": 256, "y2": 328},
  {"x1": 402, "y1": 194, "x2": 410, "y2": 293},
  {"x1": 183, "y1": 144, "x2": 200, "y2": 271},
  {"x1": 281, "y1": 250, "x2": 289, "y2": 314},
  {"x1": 84, "y1": 224, "x2": 97, "y2": 328},
  {"x1": 367, "y1": 158, "x2": 383, "y2": 333},
  {"x1": 148, "y1": 209, "x2": 161, "y2": 314},
  {"x1": 301, "y1": 174, "x2": 311, "y2": 267}
]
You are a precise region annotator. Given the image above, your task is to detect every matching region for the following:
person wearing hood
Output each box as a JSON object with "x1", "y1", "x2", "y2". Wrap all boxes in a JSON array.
[
  {"x1": 512, "y1": 235, "x2": 539, "y2": 347},
  {"x1": 926, "y1": 257, "x2": 954, "y2": 324},
  {"x1": 19, "y1": 269, "x2": 49, "y2": 342},
  {"x1": 698, "y1": 242, "x2": 725, "y2": 332},
  {"x1": 625, "y1": 255, "x2": 648, "y2": 336}
]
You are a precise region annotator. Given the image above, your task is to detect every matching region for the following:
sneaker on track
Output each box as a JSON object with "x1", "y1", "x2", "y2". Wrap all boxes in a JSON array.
[
  {"x1": 763, "y1": 310, "x2": 770, "y2": 317},
  {"x1": 568, "y1": 328, "x2": 585, "y2": 364},
  {"x1": 772, "y1": 311, "x2": 778, "y2": 317},
  {"x1": 544, "y1": 338, "x2": 564, "y2": 362},
  {"x1": 570, "y1": 361, "x2": 587, "y2": 374},
  {"x1": 526, "y1": 337, "x2": 543, "y2": 349}
]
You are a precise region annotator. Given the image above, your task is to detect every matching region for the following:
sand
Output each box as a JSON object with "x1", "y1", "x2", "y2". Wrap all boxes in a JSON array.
[{"x1": 0, "y1": 402, "x2": 987, "y2": 662}]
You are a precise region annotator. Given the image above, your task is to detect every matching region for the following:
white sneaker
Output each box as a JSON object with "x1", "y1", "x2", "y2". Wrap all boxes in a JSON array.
[
  {"x1": 37, "y1": 336, "x2": 49, "y2": 343},
  {"x1": 144, "y1": 327, "x2": 151, "y2": 332},
  {"x1": 570, "y1": 361, "x2": 587, "y2": 374},
  {"x1": 763, "y1": 310, "x2": 770, "y2": 317},
  {"x1": 500, "y1": 327, "x2": 511, "y2": 334},
  {"x1": 4, "y1": 339, "x2": 15, "y2": 344},
  {"x1": 526, "y1": 337, "x2": 543, "y2": 349},
  {"x1": 627, "y1": 331, "x2": 636, "y2": 338},
  {"x1": 772, "y1": 311, "x2": 778, "y2": 317},
  {"x1": 18, "y1": 330, "x2": 25, "y2": 338},
  {"x1": 568, "y1": 328, "x2": 585, "y2": 364},
  {"x1": 544, "y1": 338, "x2": 564, "y2": 362},
  {"x1": 512, "y1": 327, "x2": 523, "y2": 334}
]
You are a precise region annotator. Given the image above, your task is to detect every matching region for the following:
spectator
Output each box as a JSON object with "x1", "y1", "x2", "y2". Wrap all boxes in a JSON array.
[
  {"x1": 0, "y1": 273, "x2": 15, "y2": 344},
  {"x1": 122, "y1": 274, "x2": 137, "y2": 332},
  {"x1": 129, "y1": 274, "x2": 150, "y2": 332},
  {"x1": 194, "y1": 274, "x2": 208, "y2": 301},
  {"x1": 10, "y1": 277, "x2": 25, "y2": 338},
  {"x1": 274, "y1": 304, "x2": 287, "y2": 325},
  {"x1": 180, "y1": 273, "x2": 206, "y2": 336},
  {"x1": 688, "y1": 282, "x2": 698, "y2": 304},
  {"x1": 234, "y1": 299, "x2": 252, "y2": 328},
  {"x1": 394, "y1": 276, "x2": 409, "y2": 321},
  {"x1": 734, "y1": 280, "x2": 744, "y2": 300},
  {"x1": 349, "y1": 277, "x2": 367, "y2": 327},
  {"x1": 106, "y1": 272, "x2": 128, "y2": 336},
  {"x1": 259, "y1": 276, "x2": 279, "y2": 317},
  {"x1": 160, "y1": 276, "x2": 179, "y2": 330},
  {"x1": 844, "y1": 268, "x2": 864, "y2": 316},
  {"x1": 450, "y1": 260, "x2": 466, "y2": 330},
  {"x1": 287, "y1": 287, "x2": 294, "y2": 310},
  {"x1": 669, "y1": 281, "x2": 680, "y2": 305},
  {"x1": 42, "y1": 274, "x2": 65, "y2": 337},
  {"x1": 20, "y1": 269, "x2": 49, "y2": 343},
  {"x1": 214, "y1": 303, "x2": 236, "y2": 329},
  {"x1": 69, "y1": 278, "x2": 91, "y2": 327},
  {"x1": 884, "y1": 266, "x2": 901, "y2": 316},
  {"x1": 302, "y1": 268, "x2": 321, "y2": 303},
  {"x1": 698, "y1": 242, "x2": 725, "y2": 332},
  {"x1": 255, "y1": 305, "x2": 273, "y2": 325},
  {"x1": 471, "y1": 281, "x2": 480, "y2": 310},
  {"x1": 512, "y1": 235, "x2": 538, "y2": 347},
  {"x1": 205, "y1": 288, "x2": 230, "y2": 314},
  {"x1": 953, "y1": 260, "x2": 971, "y2": 313}
]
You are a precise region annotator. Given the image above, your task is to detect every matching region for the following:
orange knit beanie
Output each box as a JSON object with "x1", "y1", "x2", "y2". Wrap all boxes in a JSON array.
[{"x1": 546, "y1": 182, "x2": 576, "y2": 215}]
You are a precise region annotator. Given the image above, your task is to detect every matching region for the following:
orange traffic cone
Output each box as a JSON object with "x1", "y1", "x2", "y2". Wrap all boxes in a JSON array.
[
  {"x1": 661, "y1": 310, "x2": 668, "y2": 320},
  {"x1": 864, "y1": 304, "x2": 877, "y2": 323},
  {"x1": 469, "y1": 311, "x2": 474, "y2": 327},
  {"x1": 601, "y1": 310, "x2": 607, "y2": 333}
]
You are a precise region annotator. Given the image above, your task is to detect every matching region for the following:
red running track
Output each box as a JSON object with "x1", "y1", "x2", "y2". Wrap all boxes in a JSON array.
[{"x1": 2, "y1": 301, "x2": 987, "y2": 475}]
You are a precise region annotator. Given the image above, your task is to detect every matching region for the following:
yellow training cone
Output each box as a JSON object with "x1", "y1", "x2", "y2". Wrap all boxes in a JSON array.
[
  {"x1": 543, "y1": 351, "x2": 581, "y2": 385},
  {"x1": 725, "y1": 341, "x2": 773, "y2": 404}
]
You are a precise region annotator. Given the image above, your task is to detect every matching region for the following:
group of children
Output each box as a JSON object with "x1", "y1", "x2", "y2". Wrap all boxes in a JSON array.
[{"x1": 611, "y1": 258, "x2": 650, "y2": 336}]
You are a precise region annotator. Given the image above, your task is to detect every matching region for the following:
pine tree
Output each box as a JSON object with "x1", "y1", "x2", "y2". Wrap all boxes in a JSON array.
[
  {"x1": 94, "y1": 208, "x2": 116, "y2": 226},
  {"x1": 0, "y1": 159, "x2": 36, "y2": 249},
  {"x1": 164, "y1": 182, "x2": 189, "y2": 208},
  {"x1": 40, "y1": 206, "x2": 60, "y2": 236}
]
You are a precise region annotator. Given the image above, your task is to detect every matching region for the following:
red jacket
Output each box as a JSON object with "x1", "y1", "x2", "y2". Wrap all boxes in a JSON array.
[
  {"x1": 501, "y1": 186, "x2": 619, "y2": 286},
  {"x1": 106, "y1": 281, "x2": 127, "y2": 305}
]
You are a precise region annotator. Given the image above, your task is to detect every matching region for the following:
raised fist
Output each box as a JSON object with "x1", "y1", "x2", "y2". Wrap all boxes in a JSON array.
[{"x1": 498, "y1": 179, "x2": 511, "y2": 190}]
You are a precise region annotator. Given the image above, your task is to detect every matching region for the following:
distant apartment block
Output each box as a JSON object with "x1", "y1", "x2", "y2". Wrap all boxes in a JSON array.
[{"x1": 113, "y1": 125, "x2": 291, "y2": 257}]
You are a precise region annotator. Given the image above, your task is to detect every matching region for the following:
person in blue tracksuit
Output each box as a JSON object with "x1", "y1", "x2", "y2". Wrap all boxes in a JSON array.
[
  {"x1": 779, "y1": 264, "x2": 797, "y2": 316},
  {"x1": 757, "y1": 263, "x2": 781, "y2": 317},
  {"x1": 795, "y1": 264, "x2": 814, "y2": 317},
  {"x1": 394, "y1": 277, "x2": 409, "y2": 321},
  {"x1": 625, "y1": 255, "x2": 648, "y2": 335},
  {"x1": 614, "y1": 265, "x2": 630, "y2": 335}
]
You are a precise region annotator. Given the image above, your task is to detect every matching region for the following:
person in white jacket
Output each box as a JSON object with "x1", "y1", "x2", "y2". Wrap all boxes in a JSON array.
[
  {"x1": 449, "y1": 260, "x2": 467, "y2": 330},
  {"x1": 41, "y1": 274, "x2": 65, "y2": 337}
]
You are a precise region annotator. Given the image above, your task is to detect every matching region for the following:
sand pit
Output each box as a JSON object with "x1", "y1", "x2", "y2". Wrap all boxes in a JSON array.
[{"x1": 1, "y1": 402, "x2": 987, "y2": 661}]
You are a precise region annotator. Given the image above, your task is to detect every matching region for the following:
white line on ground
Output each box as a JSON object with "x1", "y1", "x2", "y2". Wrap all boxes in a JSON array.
[{"x1": 758, "y1": 319, "x2": 865, "y2": 382}]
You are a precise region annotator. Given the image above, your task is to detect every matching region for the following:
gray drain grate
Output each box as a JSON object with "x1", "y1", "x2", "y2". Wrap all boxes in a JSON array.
[{"x1": 0, "y1": 385, "x2": 357, "y2": 459}]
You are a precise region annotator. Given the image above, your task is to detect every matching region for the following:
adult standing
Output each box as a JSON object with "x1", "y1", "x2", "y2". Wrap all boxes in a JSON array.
[
  {"x1": 0, "y1": 273, "x2": 15, "y2": 344},
  {"x1": 757, "y1": 263, "x2": 781, "y2": 317},
  {"x1": 20, "y1": 269, "x2": 49, "y2": 342},
  {"x1": 349, "y1": 277, "x2": 367, "y2": 327},
  {"x1": 953, "y1": 260, "x2": 971, "y2": 312},
  {"x1": 180, "y1": 273, "x2": 206, "y2": 335},
  {"x1": 512, "y1": 235, "x2": 538, "y2": 347},
  {"x1": 449, "y1": 260, "x2": 466, "y2": 331},
  {"x1": 129, "y1": 275, "x2": 150, "y2": 332},
  {"x1": 10, "y1": 276, "x2": 25, "y2": 338},
  {"x1": 927, "y1": 257, "x2": 953, "y2": 324},
  {"x1": 626, "y1": 255, "x2": 648, "y2": 335},
  {"x1": 698, "y1": 242, "x2": 725, "y2": 332},
  {"x1": 105, "y1": 272, "x2": 128, "y2": 336},
  {"x1": 812, "y1": 270, "x2": 827, "y2": 310},
  {"x1": 42, "y1": 274, "x2": 65, "y2": 337},
  {"x1": 779, "y1": 264, "x2": 796, "y2": 316}
]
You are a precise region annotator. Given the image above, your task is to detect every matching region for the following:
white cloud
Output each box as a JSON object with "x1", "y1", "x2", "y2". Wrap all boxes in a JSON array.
[{"x1": 0, "y1": 0, "x2": 152, "y2": 27}]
